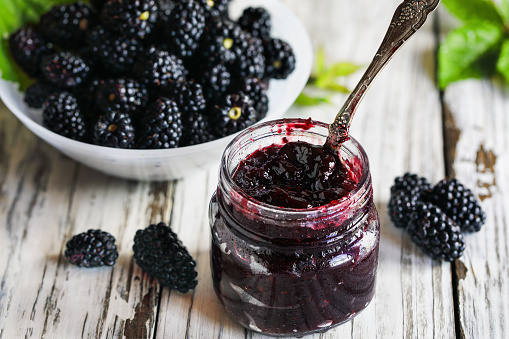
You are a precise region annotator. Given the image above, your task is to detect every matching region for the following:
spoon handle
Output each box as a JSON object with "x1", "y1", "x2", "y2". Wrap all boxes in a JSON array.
[{"x1": 325, "y1": 0, "x2": 441, "y2": 150}]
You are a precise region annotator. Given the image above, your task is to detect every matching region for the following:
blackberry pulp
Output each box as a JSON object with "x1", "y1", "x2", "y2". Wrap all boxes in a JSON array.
[{"x1": 209, "y1": 119, "x2": 380, "y2": 336}]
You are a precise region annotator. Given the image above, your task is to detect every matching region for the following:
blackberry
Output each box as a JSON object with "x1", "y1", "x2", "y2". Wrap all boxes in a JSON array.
[
  {"x1": 93, "y1": 78, "x2": 149, "y2": 116},
  {"x1": 187, "y1": 0, "x2": 231, "y2": 16},
  {"x1": 38, "y1": 2, "x2": 96, "y2": 49},
  {"x1": 238, "y1": 7, "x2": 271, "y2": 39},
  {"x1": 93, "y1": 111, "x2": 136, "y2": 148},
  {"x1": 90, "y1": 0, "x2": 109, "y2": 11},
  {"x1": 137, "y1": 97, "x2": 183, "y2": 149},
  {"x1": 8, "y1": 26, "x2": 54, "y2": 78},
  {"x1": 180, "y1": 112, "x2": 215, "y2": 146},
  {"x1": 101, "y1": 0, "x2": 159, "y2": 39},
  {"x1": 160, "y1": 80, "x2": 206, "y2": 116},
  {"x1": 42, "y1": 92, "x2": 88, "y2": 141},
  {"x1": 263, "y1": 38, "x2": 296, "y2": 80},
  {"x1": 234, "y1": 76, "x2": 269, "y2": 116},
  {"x1": 133, "y1": 222, "x2": 198, "y2": 293},
  {"x1": 134, "y1": 47, "x2": 188, "y2": 88},
  {"x1": 407, "y1": 202, "x2": 465, "y2": 261},
  {"x1": 425, "y1": 178, "x2": 486, "y2": 233},
  {"x1": 86, "y1": 25, "x2": 143, "y2": 76},
  {"x1": 212, "y1": 91, "x2": 258, "y2": 137},
  {"x1": 24, "y1": 81, "x2": 60, "y2": 109},
  {"x1": 41, "y1": 51, "x2": 91, "y2": 88},
  {"x1": 165, "y1": 0, "x2": 206, "y2": 58},
  {"x1": 199, "y1": 16, "x2": 243, "y2": 67},
  {"x1": 234, "y1": 34, "x2": 265, "y2": 79},
  {"x1": 65, "y1": 229, "x2": 118, "y2": 267},
  {"x1": 388, "y1": 173, "x2": 433, "y2": 229},
  {"x1": 195, "y1": 63, "x2": 231, "y2": 102}
]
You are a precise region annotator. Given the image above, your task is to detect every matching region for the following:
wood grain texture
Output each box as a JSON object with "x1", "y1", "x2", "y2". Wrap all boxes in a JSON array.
[{"x1": 1, "y1": 0, "x2": 508, "y2": 338}]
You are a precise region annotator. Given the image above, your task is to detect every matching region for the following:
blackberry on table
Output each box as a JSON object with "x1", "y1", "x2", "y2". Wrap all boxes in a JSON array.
[
  {"x1": 38, "y1": 1, "x2": 96, "y2": 49},
  {"x1": 407, "y1": 202, "x2": 465, "y2": 262},
  {"x1": 65, "y1": 229, "x2": 118, "y2": 267},
  {"x1": 425, "y1": 178, "x2": 486, "y2": 233},
  {"x1": 263, "y1": 38, "x2": 296, "y2": 80},
  {"x1": 8, "y1": 26, "x2": 54, "y2": 78},
  {"x1": 93, "y1": 78, "x2": 149, "y2": 116},
  {"x1": 133, "y1": 222, "x2": 198, "y2": 293},
  {"x1": 388, "y1": 172, "x2": 433, "y2": 229},
  {"x1": 212, "y1": 91, "x2": 258, "y2": 137},
  {"x1": 43, "y1": 92, "x2": 88, "y2": 141},
  {"x1": 24, "y1": 81, "x2": 60, "y2": 109},
  {"x1": 165, "y1": 0, "x2": 206, "y2": 58},
  {"x1": 41, "y1": 51, "x2": 91, "y2": 88},
  {"x1": 137, "y1": 97, "x2": 183, "y2": 149},
  {"x1": 238, "y1": 7, "x2": 271, "y2": 39},
  {"x1": 86, "y1": 25, "x2": 143, "y2": 76},
  {"x1": 93, "y1": 111, "x2": 136, "y2": 148},
  {"x1": 134, "y1": 47, "x2": 188, "y2": 88},
  {"x1": 100, "y1": 0, "x2": 159, "y2": 39}
]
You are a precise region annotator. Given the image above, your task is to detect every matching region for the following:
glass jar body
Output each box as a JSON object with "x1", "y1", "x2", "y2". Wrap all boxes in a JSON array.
[{"x1": 209, "y1": 119, "x2": 380, "y2": 336}]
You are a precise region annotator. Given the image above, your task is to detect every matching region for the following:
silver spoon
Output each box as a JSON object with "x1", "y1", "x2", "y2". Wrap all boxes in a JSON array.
[{"x1": 325, "y1": 0, "x2": 441, "y2": 151}]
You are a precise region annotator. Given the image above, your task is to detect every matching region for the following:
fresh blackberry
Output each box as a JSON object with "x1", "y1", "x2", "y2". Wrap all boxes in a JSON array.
[
  {"x1": 185, "y1": 0, "x2": 231, "y2": 16},
  {"x1": 238, "y1": 7, "x2": 271, "y2": 39},
  {"x1": 263, "y1": 38, "x2": 296, "y2": 80},
  {"x1": 212, "y1": 91, "x2": 258, "y2": 137},
  {"x1": 165, "y1": 0, "x2": 206, "y2": 58},
  {"x1": 195, "y1": 63, "x2": 231, "y2": 102},
  {"x1": 38, "y1": 2, "x2": 96, "y2": 49},
  {"x1": 180, "y1": 112, "x2": 215, "y2": 146},
  {"x1": 234, "y1": 34, "x2": 265, "y2": 79},
  {"x1": 137, "y1": 97, "x2": 183, "y2": 149},
  {"x1": 90, "y1": 0, "x2": 109, "y2": 11},
  {"x1": 234, "y1": 77, "x2": 269, "y2": 116},
  {"x1": 388, "y1": 173, "x2": 433, "y2": 229},
  {"x1": 93, "y1": 111, "x2": 136, "y2": 148},
  {"x1": 86, "y1": 25, "x2": 143, "y2": 76},
  {"x1": 134, "y1": 47, "x2": 188, "y2": 88},
  {"x1": 407, "y1": 202, "x2": 465, "y2": 261},
  {"x1": 160, "y1": 80, "x2": 206, "y2": 116},
  {"x1": 8, "y1": 26, "x2": 54, "y2": 78},
  {"x1": 24, "y1": 81, "x2": 60, "y2": 109},
  {"x1": 425, "y1": 178, "x2": 486, "y2": 233},
  {"x1": 42, "y1": 92, "x2": 88, "y2": 141},
  {"x1": 133, "y1": 222, "x2": 198, "y2": 293},
  {"x1": 41, "y1": 51, "x2": 91, "y2": 88},
  {"x1": 65, "y1": 229, "x2": 118, "y2": 267},
  {"x1": 101, "y1": 0, "x2": 159, "y2": 39},
  {"x1": 93, "y1": 78, "x2": 149, "y2": 116},
  {"x1": 199, "y1": 16, "x2": 243, "y2": 67}
]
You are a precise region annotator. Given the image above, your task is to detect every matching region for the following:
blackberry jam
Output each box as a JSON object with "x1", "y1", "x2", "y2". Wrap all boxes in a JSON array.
[{"x1": 209, "y1": 119, "x2": 379, "y2": 336}]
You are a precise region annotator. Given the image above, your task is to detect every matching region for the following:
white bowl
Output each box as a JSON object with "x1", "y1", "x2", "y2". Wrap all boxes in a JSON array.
[{"x1": 0, "y1": 0, "x2": 312, "y2": 181}]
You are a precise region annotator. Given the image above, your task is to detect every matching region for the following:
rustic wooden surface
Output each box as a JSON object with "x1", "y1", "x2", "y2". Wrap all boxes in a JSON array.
[{"x1": 1, "y1": 0, "x2": 508, "y2": 338}]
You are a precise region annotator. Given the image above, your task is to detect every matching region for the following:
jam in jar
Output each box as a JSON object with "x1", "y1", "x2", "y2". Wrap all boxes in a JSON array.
[{"x1": 209, "y1": 118, "x2": 380, "y2": 336}]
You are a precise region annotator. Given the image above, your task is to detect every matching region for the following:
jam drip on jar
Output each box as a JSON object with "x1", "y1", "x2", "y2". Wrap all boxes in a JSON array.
[{"x1": 233, "y1": 141, "x2": 361, "y2": 208}]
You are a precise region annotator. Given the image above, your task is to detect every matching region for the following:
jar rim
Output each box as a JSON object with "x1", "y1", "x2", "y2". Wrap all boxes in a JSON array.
[{"x1": 219, "y1": 118, "x2": 371, "y2": 218}]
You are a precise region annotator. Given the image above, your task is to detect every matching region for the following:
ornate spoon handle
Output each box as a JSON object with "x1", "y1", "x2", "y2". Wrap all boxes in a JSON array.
[{"x1": 325, "y1": 0, "x2": 441, "y2": 150}]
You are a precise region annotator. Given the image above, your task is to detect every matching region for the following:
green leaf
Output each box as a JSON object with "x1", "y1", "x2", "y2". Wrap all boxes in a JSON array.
[
  {"x1": 438, "y1": 22, "x2": 503, "y2": 89},
  {"x1": 0, "y1": 0, "x2": 81, "y2": 82},
  {"x1": 295, "y1": 92, "x2": 331, "y2": 106},
  {"x1": 499, "y1": 0, "x2": 509, "y2": 23},
  {"x1": 496, "y1": 39, "x2": 509, "y2": 82},
  {"x1": 315, "y1": 46, "x2": 326, "y2": 75},
  {"x1": 442, "y1": 0, "x2": 504, "y2": 25},
  {"x1": 315, "y1": 62, "x2": 361, "y2": 90}
]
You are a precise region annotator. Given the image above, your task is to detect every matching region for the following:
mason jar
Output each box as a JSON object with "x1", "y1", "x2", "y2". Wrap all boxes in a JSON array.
[{"x1": 209, "y1": 118, "x2": 380, "y2": 336}]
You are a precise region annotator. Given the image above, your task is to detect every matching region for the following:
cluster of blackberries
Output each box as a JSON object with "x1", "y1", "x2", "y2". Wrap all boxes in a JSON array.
[
  {"x1": 388, "y1": 173, "x2": 486, "y2": 262},
  {"x1": 65, "y1": 222, "x2": 198, "y2": 293},
  {"x1": 9, "y1": 0, "x2": 296, "y2": 148}
]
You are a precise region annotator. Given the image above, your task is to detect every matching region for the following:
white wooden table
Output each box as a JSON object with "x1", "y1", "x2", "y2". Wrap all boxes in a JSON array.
[{"x1": 1, "y1": 0, "x2": 508, "y2": 338}]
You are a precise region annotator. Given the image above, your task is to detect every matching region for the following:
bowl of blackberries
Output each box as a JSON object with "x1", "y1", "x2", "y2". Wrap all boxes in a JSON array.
[{"x1": 0, "y1": 0, "x2": 312, "y2": 180}]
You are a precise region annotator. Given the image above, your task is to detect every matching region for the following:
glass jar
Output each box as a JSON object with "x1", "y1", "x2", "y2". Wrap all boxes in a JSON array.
[{"x1": 209, "y1": 118, "x2": 380, "y2": 336}]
